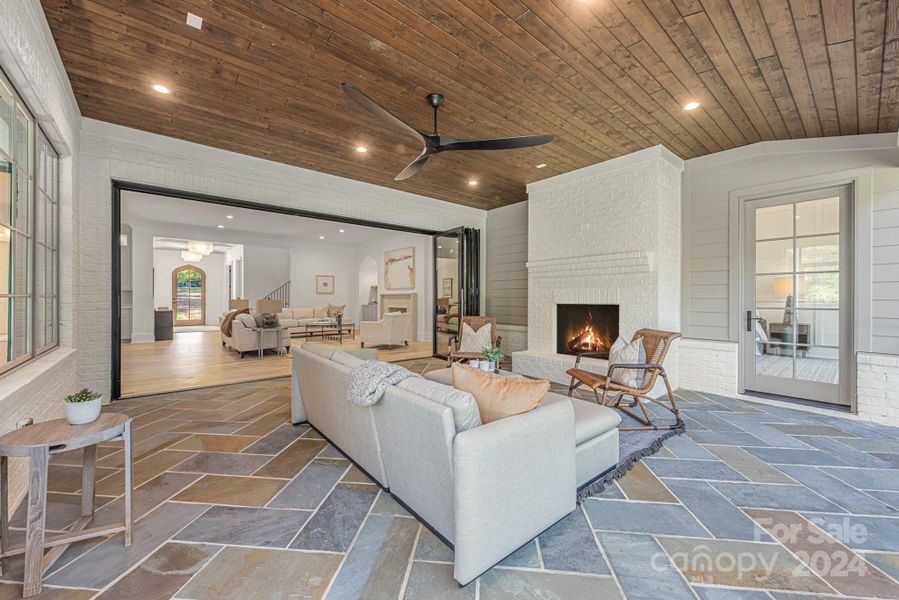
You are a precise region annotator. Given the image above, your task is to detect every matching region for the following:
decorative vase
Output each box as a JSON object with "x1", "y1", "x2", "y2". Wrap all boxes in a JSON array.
[
  {"x1": 64, "y1": 398, "x2": 102, "y2": 425},
  {"x1": 468, "y1": 359, "x2": 481, "y2": 369},
  {"x1": 480, "y1": 360, "x2": 496, "y2": 372}
]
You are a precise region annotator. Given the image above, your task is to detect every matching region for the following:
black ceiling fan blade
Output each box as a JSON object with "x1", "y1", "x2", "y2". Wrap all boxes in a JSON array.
[
  {"x1": 394, "y1": 153, "x2": 430, "y2": 181},
  {"x1": 340, "y1": 83, "x2": 424, "y2": 142},
  {"x1": 438, "y1": 134, "x2": 554, "y2": 152}
]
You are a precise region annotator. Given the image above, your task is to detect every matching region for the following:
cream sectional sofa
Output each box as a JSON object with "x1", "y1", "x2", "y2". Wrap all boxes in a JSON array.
[
  {"x1": 291, "y1": 345, "x2": 621, "y2": 584},
  {"x1": 277, "y1": 306, "x2": 332, "y2": 335}
]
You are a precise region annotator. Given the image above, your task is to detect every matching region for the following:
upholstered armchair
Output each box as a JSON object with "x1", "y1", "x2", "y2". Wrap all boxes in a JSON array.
[
  {"x1": 447, "y1": 316, "x2": 502, "y2": 364},
  {"x1": 360, "y1": 312, "x2": 411, "y2": 348}
]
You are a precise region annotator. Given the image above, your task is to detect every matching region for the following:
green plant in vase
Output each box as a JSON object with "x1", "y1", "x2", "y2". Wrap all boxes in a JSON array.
[
  {"x1": 480, "y1": 346, "x2": 505, "y2": 372},
  {"x1": 63, "y1": 388, "x2": 103, "y2": 425}
]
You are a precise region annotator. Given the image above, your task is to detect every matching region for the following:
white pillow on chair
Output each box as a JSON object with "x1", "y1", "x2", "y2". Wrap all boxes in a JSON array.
[
  {"x1": 608, "y1": 336, "x2": 646, "y2": 388},
  {"x1": 459, "y1": 322, "x2": 492, "y2": 353}
]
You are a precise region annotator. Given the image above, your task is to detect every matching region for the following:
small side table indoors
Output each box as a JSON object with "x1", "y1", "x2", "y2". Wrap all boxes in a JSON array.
[
  {"x1": 256, "y1": 326, "x2": 290, "y2": 359},
  {"x1": 0, "y1": 413, "x2": 133, "y2": 598}
]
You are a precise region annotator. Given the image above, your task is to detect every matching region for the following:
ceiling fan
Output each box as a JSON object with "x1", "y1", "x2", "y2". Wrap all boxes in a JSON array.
[{"x1": 340, "y1": 83, "x2": 554, "y2": 181}]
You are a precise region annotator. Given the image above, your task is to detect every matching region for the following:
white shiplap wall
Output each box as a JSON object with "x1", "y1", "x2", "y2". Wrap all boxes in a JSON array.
[
  {"x1": 873, "y1": 188, "x2": 899, "y2": 354},
  {"x1": 683, "y1": 134, "x2": 899, "y2": 347},
  {"x1": 486, "y1": 201, "x2": 528, "y2": 326}
]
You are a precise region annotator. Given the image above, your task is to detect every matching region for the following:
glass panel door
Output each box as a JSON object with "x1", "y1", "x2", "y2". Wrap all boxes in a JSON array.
[
  {"x1": 743, "y1": 187, "x2": 850, "y2": 405},
  {"x1": 434, "y1": 228, "x2": 463, "y2": 357},
  {"x1": 173, "y1": 265, "x2": 205, "y2": 326}
]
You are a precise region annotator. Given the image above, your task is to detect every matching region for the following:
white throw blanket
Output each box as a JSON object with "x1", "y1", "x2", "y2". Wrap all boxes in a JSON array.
[{"x1": 347, "y1": 360, "x2": 417, "y2": 406}]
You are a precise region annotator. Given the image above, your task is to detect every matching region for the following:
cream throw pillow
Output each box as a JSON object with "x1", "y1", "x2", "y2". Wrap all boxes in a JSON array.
[
  {"x1": 451, "y1": 363, "x2": 548, "y2": 424},
  {"x1": 458, "y1": 322, "x2": 492, "y2": 353},
  {"x1": 608, "y1": 336, "x2": 646, "y2": 388}
]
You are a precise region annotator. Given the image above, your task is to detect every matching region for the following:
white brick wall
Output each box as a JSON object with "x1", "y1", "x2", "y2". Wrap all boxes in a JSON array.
[
  {"x1": 518, "y1": 147, "x2": 683, "y2": 386},
  {"x1": 677, "y1": 338, "x2": 739, "y2": 396},
  {"x1": 79, "y1": 119, "x2": 487, "y2": 397},
  {"x1": 0, "y1": 0, "x2": 82, "y2": 514},
  {"x1": 857, "y1": 353, "x2": 899, "y2": 426},
  {"x1": 0, "y1": 350, "x2": 77, "y2": 507}
]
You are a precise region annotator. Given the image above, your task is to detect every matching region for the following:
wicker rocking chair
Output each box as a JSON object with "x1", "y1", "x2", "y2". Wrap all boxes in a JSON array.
[
  {"x1": 447, "y1": 316, "x2": 502, "y2": 364},
  {"x1": 566, "y1": 329, "x2": 683, "y2": 431}
]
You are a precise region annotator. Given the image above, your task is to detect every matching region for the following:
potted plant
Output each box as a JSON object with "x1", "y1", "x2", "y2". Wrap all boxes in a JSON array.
[
  {"x1": 64, "y1": 388, "x2": 102, "y2": 425},
  {"x1": 480, "y1": 347, "x2": 505, "y2": 372}
]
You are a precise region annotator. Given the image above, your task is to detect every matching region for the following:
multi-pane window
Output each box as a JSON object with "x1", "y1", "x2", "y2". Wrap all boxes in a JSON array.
[
  {"x1": 0, "y1": 68, "x2": 59, "y2": 374},
  {"x1": 36, "y1": 130, "x2": 59, "y2": 352}
]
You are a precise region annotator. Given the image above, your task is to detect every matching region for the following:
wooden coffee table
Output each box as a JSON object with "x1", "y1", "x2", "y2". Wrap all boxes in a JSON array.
[{"x1": 0, "y1": 413, "x2": 133, "y2": 597}]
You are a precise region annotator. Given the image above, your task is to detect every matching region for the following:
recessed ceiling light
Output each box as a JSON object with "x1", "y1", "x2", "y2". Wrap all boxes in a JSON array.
[
  {"x1": 226, "y1": 215, "x2": 233, "y2": 219},
  {"x1": 339, "y1": 229, "x2": 345, "y2": 233},
  {"x1": 355, "y1": 146, "x2": 368, "y2": 153},
  {"x1": 151, "y1": 84, "x2": 171, "y2": 94},
  {"x1": 683, "y1": 101, "x2": 700, "y2": 111},
  {"x1": 438, "y1": 245, "x2": 443, "y2": 249},
  {"x1": 319, "y1": 236, "x2": 325, "y2": 240},
  {"x1": 217, "y1": 225, "x2": 224, "y2": 229},
  {"x1": 535, "y1": 163, "x2": 547, "y2": 169},
  {"x1": 186, "y1": 12, "x2": 203, "y2": 29},
  {"x1": 467, "y1": 179, "x2": 478, "y2": 186}
]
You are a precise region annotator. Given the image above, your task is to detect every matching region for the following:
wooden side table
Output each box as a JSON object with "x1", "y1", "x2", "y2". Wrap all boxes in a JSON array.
[{"x1": 0, "y1": 413, "x2": 133, "y2": 598}]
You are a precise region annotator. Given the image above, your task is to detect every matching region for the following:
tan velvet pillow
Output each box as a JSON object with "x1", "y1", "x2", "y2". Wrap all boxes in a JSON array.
[{"x1": 451, "y1": 363, "x2": 549, "y2": 424}]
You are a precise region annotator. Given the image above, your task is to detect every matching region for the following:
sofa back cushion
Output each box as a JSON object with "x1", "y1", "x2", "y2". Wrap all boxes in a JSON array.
[
  {"x1": 331, "y1": 351, "x2": 364, "y2": 369},
  {"x1": 234, "y1": 313, "x2": 256, "y2": 329},
  {"x1": 301, "y1": 343, "x2": 335, "y2": 360},
  {"x1": 293, "y1": 307, "x2": 315, "y2": 320},
  {"x1": 397, "y1": 377, "x2": 481, "y2": 432},
  {"x1": 452, "y1": 363, "x2": 549, "y2": 424}
]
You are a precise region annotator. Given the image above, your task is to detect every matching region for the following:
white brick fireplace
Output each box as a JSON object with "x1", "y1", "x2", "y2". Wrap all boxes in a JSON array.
[{"x1": 513, "y1": 146, "x2": 683, "y2": 388}]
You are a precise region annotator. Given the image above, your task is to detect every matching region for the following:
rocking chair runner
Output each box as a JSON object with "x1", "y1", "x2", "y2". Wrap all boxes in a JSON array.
[
  {"x1": 566, "y1": 329, "x2": 683, "y2": 431},
  {"x1": 447, "y1": 316, "x2": 502, "y2": 364}
]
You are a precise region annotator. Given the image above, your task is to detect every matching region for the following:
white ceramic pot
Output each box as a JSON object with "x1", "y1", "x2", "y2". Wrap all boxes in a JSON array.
[
  {"x1": 468, "y1": 359, "x2": 481, "y2": 369},
  {"x1": 480, "y1": 360, "x2": 496, "y2": 372},
  {"x1": 64, "y1": 398, "x2": 102, "y2": 425}
]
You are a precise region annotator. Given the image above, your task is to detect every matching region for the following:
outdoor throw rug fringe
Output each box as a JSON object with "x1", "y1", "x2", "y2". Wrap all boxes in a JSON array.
[{"x1": 575, "y1": 400, "x2": 685, "y2": 502}]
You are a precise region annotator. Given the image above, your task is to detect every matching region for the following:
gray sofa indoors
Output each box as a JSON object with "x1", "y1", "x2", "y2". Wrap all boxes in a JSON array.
[{"x1": 290, "y1": 344, "x2": 620, "y2": 585}]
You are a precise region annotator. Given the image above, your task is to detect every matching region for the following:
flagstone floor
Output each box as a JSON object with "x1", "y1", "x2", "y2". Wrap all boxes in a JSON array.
[{"x1": 3, "y1": 363, "x2": 899, "y2": 599}]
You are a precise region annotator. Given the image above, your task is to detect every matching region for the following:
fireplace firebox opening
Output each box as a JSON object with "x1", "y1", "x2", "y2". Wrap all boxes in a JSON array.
[{"x1": 556, "y1": 304, "x2": 619, "y2": 357}]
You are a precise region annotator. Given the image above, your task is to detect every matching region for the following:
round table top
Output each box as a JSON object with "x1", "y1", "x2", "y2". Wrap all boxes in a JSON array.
[{"x1": 0, "y1": 413, "x2": 129, "y2": 457}]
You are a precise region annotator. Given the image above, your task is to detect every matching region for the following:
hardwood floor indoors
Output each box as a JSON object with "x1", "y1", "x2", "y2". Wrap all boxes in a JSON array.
[{"x1": 120, "y1": 331, "x2": 434, "y2": 398}]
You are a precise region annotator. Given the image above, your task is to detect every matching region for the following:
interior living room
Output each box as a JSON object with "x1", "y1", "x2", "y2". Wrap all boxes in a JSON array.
[
  {"x1": 1, "y1": 1, "x2": 899, "y2": 600},
  {"x1": 118, "y1": 190, "x2": 437, "y2": 397}
]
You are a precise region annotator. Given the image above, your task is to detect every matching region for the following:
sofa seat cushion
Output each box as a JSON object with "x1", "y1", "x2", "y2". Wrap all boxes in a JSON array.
[
  {"x1": 279, "y1": 318, "x2": 300, "y2": 328},
  {"x1": 541, "y1": 392, "x2": 621, "y2": 445}
]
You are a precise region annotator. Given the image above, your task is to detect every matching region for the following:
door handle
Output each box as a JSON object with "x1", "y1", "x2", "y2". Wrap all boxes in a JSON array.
[{"x1": 746, "y1": 310, "x2": 761, "y2": 332}]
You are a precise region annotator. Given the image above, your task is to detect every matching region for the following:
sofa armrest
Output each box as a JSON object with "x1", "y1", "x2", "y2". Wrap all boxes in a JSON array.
[{"x1": 452, "y1": 400, "x2": 576, "y2": 584}]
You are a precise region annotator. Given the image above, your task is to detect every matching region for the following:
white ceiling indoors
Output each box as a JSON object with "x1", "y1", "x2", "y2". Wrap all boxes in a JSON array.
[{"x1": 121, "y1": 191, "x2": 420, "y2": 247}]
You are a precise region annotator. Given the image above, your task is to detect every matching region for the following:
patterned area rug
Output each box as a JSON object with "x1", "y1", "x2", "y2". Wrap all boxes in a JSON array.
[{"x1": 546, "y1": 381, "x2": 685, "y2": 500}]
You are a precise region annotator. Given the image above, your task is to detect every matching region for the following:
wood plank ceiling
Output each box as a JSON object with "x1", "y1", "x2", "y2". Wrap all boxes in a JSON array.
[{"x1": 42, "y1": 0, "x2": 899, "y2": 209}]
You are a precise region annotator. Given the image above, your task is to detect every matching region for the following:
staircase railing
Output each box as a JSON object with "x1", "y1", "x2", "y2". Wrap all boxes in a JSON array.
[{"x1": 263, "y1": 281, "x2": 290, "y2": 307}]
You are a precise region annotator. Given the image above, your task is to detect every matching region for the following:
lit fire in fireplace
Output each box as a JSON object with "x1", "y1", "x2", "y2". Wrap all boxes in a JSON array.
[
  {"x1": 557, "y1": 304, "x2": 618, "y2": 357},
  {"x1": 567, "y1": 321, "x2": 608, "y2": 354}
]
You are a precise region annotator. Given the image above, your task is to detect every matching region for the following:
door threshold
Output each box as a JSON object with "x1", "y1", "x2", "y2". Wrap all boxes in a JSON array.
[{"x1": 742, "y1": 389, "x2": 851, "y2": 413}]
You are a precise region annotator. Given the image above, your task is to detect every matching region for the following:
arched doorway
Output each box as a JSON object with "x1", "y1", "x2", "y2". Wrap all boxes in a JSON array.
[{"x1": 172, "y1": 265, "x2": 206, "y2": 326}]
